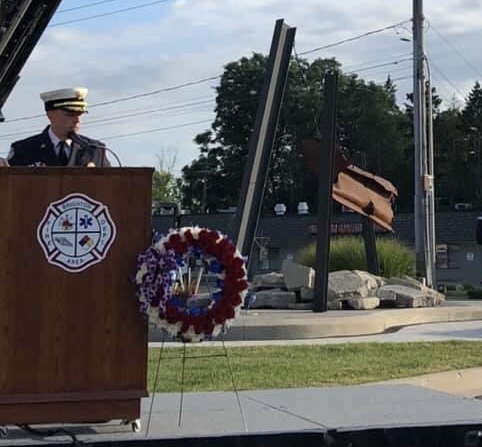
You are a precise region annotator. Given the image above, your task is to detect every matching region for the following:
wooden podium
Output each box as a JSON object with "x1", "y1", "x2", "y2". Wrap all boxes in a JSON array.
[{"x1": 0, "y1": 167, "x2": 152, "y2": 425}]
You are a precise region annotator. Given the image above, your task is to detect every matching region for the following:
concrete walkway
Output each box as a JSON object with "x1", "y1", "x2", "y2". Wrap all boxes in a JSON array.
[
  {"x1": 149, "y1": 299, "x2": 482, "y2": 342},
  {"x1": 378, "y1": 367, "x2": 482, "y2": 399}
]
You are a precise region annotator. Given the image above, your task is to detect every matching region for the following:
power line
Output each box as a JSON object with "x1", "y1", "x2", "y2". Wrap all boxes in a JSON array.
[
  {"x1": 0, "y1": 56, "x2": 412, "y2": 128},
  {"x1": 79, "y1": 57, "x2": 411, "y2": 111},
  {"x1": 0, "y1": 55, "x2": 419, "y2": 129},
  {"x1": 428, "y1": 57, "x2": 466, "y2": 99},
  {"x1": 0, "y1": 104, "x2": 214, "y2": 144},
  {"x1": 92, "y1": 93, "x2": 214, "y2": 117},
  {"x1": 297, "y1": 19, "x2": 412, "y2": 56},
  {"x1": 86, "y1": 104, "x2": 214, "y2": 131},
  {"x1": 100, "y1": 119, "x2": 212, "y2": 140},
  {"x1": 361, "y1": 68, "x2": 412, "y2": 84},
  {"x1": 1, "y1": 54, "x2": 408, "y2": 128},
  {"x1": 423, "y1": 75, "x2": 453, "y2": 105},
  {"x1": 428, "y1": 22, "x2": 481, "y2": 79},
  {"x1": 3, "y1": 76, "x2": 220, "y2": 123},
  {"x1": 0, "y1": 101, "x2": 215, "y2": 140},
  {"x1": 347, "y1": 58, "x2": 412, "y2": 75},
  {"x1": 91, "y1": 76, "x2": 220, "y2": 108},
  {"x1": 57, "y1": 0, "x2": 122, "y2": 13},
  {"x1": 4, "y1": 20, "x2": 415, "y2": 124},
  {"x1": 86, "y1": 99, "x2": 214, "y2": 125},
  {"x1": 389, "y1": 75, "x2": 412, "y2": 83},
  {"x1": 0, "y1": 21, "x2": 423, "y2": 126},
  {"x1": 342, "y1": 52, "x2": 412, "y2": 72},
  {"x1": 50, "y1": 0, "x2": 177, "y2": 27}
]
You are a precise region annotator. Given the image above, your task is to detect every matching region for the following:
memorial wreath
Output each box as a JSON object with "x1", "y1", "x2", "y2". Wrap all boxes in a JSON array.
[{"x1": 134, "y1": 227, "x2": 248, "y2": 342}]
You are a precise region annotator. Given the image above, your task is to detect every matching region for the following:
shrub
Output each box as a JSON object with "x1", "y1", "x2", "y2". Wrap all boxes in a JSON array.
[
  {"x1": 298, "y1": 236, "x2": 415, "y2": 278},
  {"x1": 467, "y1": 288, "x2": 482, "y2": 299},
  {"x1": 376, "y1": 238, "x2": 416, "y2": 277}
]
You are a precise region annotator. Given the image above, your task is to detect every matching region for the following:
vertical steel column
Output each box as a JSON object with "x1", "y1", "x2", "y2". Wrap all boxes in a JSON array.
[
  {"x1": 312, "y1": 72, "x2": 338, "y2": 313},
  {"x1": 362, "y1": 217, "x2": 380, "y2": 276}
]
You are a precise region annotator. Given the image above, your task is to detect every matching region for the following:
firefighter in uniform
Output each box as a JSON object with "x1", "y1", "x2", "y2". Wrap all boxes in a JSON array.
[{"x1": 0, "y1": 87, "x2": 109, "y2": 167}]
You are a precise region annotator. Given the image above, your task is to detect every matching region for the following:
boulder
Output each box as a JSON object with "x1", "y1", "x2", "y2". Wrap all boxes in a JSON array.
[
  {"x1": 353, "y1": 270, "x2": 385, "y2": 289},
  {"x1": 281, "y1": 259, "x2": 315, "y2": 290},
  {"x1": 328, "y1": 270, "x2": 370, "y2": 300},
  {"x1": 377, "y1": 284, "x2": 444, "y2": 307},
  {"x1": 346, "y1": 297, "x2": 381, "y2": 310},
  {"x1": 299, "y1": 286, "x2": 314, "y2": 301},
  {"x1": 247, "y1": 266, "x2": 445, "y2": 310},
  {"x1": 385, "y1": 276, "x2": 424, "y2": 290},
  {"x1": 252, "y1": 272, "x2": 285, "y2": 290},
  {"x1": 249, "y1": 289, "x2": 297, "y2": 309}
]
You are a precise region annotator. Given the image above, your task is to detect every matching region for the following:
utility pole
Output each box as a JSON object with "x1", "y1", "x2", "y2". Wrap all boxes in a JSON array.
[
  {"x1": 426, "y1": 67, "x2": 437, "y2": 288},
  {"x1": 413, "y1": 0, "x2": 436, "y2": 287},
  {"x1": 413, "y1": 0, "x2": 426, "y2": 283}
]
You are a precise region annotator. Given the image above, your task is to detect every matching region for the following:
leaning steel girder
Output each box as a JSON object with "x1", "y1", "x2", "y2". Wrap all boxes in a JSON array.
[{"x1": 0, "y1": 0, "x2": 62, "y2": 121}]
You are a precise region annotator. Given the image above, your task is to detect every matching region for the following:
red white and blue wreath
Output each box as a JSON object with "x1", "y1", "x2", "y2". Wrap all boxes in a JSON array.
[{"x1": 135, "y1": 227, "x2": 248, "y2": 342}]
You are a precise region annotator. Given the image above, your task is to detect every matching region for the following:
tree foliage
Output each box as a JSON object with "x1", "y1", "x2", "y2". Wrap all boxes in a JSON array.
[
  {"x1": 179, "y1": 53, "x2": 482, "y2": 213},
  {"x1": 152, "y1": 151, "x2": 181, "y2": 206}
]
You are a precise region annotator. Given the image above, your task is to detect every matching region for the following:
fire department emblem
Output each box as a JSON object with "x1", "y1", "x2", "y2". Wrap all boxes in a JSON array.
[{"x1": 37, "y1": 193, "x2": 116, "y2": 272}]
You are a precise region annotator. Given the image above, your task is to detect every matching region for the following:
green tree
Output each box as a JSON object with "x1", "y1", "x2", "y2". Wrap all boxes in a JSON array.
[
  {"x1": 433, "y1": 106, "x2": 470, "y2": 208},
  {"x1": 152, "y1": 170, "x2": 178, "y2": 202},
  {"x1": 338, "y1": 75, "x2": 407, "y2": 178},
  {"x1": 461, "y1": 81, "x2": 482, "y2": 204},
  {"x1": 462, "y1": 81, "x2": 482, "y2": 130},
  {"x1": 152, "y1": 151, "x2": 181, "y2": 205},
  {"x1": 182, "y1": 54, "x2": 409, "y2": 213}
]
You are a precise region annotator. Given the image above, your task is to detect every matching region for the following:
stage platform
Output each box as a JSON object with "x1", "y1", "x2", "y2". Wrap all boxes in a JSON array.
[{"x1": 2, "y1": 383, "x2": 482, "y2": 446}]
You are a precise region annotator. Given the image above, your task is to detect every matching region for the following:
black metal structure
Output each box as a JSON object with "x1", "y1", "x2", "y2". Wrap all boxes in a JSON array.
[
  {"x1": 362, "y1": 216, "x2": 381, "y2": 275},
  {"x1": 312, "y1": 72, "x2": 338, "y2": 313},
  {"x1": 231, "y1": 18, "x2": 296, "y2": 268},
  {"x1": 0, "y1": 0, "x2": 62, "y2": 121}
]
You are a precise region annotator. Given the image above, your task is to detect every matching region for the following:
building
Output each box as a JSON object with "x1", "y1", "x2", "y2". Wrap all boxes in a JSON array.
[{"x1": 151, "y1": 210, "x2": 482, "y2": 287}]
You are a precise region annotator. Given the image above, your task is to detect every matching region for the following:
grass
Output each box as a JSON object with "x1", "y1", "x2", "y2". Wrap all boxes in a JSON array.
[
  {"x1": 298, "y1": 236, "x2": 415, "y2": 278},
  {"x1": 147, "y1": 341, "x2": 482, "y2": 392}
]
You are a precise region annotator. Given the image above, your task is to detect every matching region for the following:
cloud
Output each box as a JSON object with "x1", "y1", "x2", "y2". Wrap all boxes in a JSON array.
[{"x1": 1, "y1": 0, "x2": 481, "y2": 172}]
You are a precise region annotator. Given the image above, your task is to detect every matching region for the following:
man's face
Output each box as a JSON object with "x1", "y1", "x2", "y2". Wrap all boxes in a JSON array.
[{"x1": 47, "y1": 109, "x2": 84, "y2": 138}]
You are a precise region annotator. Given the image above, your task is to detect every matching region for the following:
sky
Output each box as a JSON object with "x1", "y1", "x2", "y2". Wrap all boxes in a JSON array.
[{"x1": 1, "y1": 0, "x2": 481, "y2": 173}]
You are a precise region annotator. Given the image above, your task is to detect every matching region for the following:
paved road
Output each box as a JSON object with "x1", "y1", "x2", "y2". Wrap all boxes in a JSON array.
[{"x1": 150, "y1": 319, "x2": 482, "y2": 347}]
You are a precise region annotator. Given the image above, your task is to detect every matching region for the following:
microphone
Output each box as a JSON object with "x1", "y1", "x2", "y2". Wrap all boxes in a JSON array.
[
  {"x1": 103, "y1": 147, "x2": 123, "y2": 167},
  {"x1": 68, "y1": 131, "x2": 122, "y2": 167},
  {"x1": 68, "y1": 131, "x2": 105, "y2": 149}
]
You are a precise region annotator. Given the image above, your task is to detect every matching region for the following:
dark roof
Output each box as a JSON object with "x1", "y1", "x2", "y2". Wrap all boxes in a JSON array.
[
  {"x1": 151, "y1": 210, "x2": 481, "y2": 249},
  {"x1": 152, "y1": 213, "x2": 236, "y2": 237}
]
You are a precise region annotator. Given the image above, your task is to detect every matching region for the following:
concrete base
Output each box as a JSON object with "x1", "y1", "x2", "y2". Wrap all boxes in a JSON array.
[{"x1": 149, "y1": 300, "x2": 482, "y2": 342}]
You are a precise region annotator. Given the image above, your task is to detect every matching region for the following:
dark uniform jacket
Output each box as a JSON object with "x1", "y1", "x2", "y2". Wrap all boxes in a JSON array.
[{"x1": 7, "y1": 126, "x2": 110, "y2": 167}]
